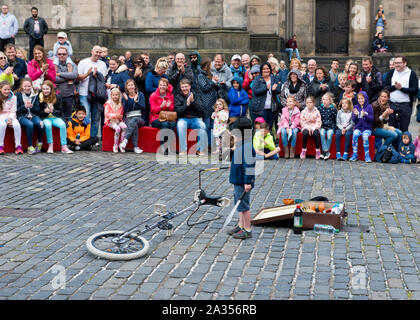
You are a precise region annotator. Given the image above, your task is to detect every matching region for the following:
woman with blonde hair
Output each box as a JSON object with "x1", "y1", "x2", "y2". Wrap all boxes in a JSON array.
[
  {"x1": 145, "y1": 57, "x2": 169, "y2": 125},
  {"x1": 16, "y1": 47, "x2": 28, "y2": 63}
]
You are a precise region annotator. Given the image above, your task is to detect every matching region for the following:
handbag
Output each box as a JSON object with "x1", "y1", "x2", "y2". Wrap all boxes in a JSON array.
[
  {"x1": 33, "y1": 74, "x2": 44, "y2": 92},
  {"x1": 271, "y1": 95, "x2": 280, "y2": 113},
  {"x1": 158, "y1": 110, "x2": 178, "y2": 122}
]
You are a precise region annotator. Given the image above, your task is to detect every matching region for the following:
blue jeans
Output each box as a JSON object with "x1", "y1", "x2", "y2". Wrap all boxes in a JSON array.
[
  {"x1": 79, "y1": 95, "x2": 99, "y2": 137},
  {"x1": 19, "y1": 116, "x2": 44, "y2": 146},
  {"x1": 320, "y1": 128, "x2": 334, "y2": 152},
  {"x1": 373, "y1": 127, "x2": 402, "y2": 148},
  {"x1": 177, "y1": 118, "x2": 207, "y2": 153},
  {"x1": 280, "y1": 128, "x2": 298, "y2": 147},
  {"x1": 203, "y1": 117, "x2": 214, "y2": 148},
  {"x1": 285, "y1": 48, "x2": 301, "y2": 60},
  {"x1": 256, "y1": 153, "x2": 279, "y2": 160},
  {"x1": 234, "y1": 184, "x2": 251, "y2": 212},
  {"x1": 335, "y1": 129, "x2": 353, "y2": 154},
  {"x1": 43, "y1": 117, "x2": 67, "y2": 146}
]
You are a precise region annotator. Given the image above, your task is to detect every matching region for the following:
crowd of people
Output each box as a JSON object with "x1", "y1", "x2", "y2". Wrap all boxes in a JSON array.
[{"x1": 0, "y1": 5, "x2": 419, "y2": 164}]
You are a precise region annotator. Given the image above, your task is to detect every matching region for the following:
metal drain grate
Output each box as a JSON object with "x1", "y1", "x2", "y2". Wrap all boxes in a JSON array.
[{"x1": 0, "y1": 208, "x2": 47, "y2": 218}]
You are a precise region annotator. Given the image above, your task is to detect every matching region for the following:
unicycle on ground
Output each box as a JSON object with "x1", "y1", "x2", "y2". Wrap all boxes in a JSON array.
[{"x1": 86, "y1": 167, "x2": 230, "y2": 260}]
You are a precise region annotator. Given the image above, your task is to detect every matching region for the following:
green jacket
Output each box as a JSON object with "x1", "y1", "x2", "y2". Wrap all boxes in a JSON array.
[{"x1": 253, "y1": 131, "x2": 276, "y2": 152}]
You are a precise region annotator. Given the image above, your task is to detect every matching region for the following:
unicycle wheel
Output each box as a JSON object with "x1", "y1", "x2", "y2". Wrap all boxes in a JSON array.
[{"x1": 86, "y1": 230, "x2": 150, "y2": 260}]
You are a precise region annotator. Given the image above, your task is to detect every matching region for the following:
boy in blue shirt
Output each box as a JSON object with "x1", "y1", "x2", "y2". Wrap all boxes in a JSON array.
[{"x1": 227, "y1": 117, "x2": 256, "y2": 239}]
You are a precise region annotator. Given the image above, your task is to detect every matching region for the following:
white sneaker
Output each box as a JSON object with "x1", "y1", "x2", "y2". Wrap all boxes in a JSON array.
[
  {"x1": 61, "y1": 145, "x2": 73, "y2": 154},
  {"x1": 134, "y1": 147, "x2": 143, "y2": 154},
  {"x1": 113, "y1": 145, "x2": 118, "y2": 153},
  {"x1": 47, "y1": 143, "x2": 54, "y2": 154}
]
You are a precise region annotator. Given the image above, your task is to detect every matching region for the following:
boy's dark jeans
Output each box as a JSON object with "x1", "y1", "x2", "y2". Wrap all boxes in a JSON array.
[
  {"x1": 417, "y1": 104, "x2": 420, "y2": 123},
  {"x1": 67, "y1": 136, "x2": 99, "y2": 150}
]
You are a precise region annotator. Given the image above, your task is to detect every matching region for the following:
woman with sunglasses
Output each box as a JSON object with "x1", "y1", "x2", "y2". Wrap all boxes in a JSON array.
[{"x1": 0, "y1": 52, "x2": 14, "y2": 86}]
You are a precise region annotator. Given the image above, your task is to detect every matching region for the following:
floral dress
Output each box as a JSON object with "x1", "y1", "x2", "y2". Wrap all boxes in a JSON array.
[{"x1": 211, "y1": 110, "x2": 229, "y2": 137}]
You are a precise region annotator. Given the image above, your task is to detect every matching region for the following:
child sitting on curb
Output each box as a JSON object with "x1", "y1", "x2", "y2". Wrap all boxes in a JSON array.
[
  {"x1": 67, "y1": 105, "x2": 99, "y2": 151},
  {"x1": 398, "y1": 131, "x2": 416, "y2": 164},
  {"x1": 253, "y1": 122, "x2": 280, "y2": 160}
]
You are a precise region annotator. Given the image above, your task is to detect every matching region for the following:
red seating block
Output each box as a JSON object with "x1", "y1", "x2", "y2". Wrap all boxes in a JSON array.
[
  {"x1": 4, "y1": 126, "x2": 61, "y2": 153},
  {"x1": 101, "y1": 126, "x2": 198, "y2": 153},
  {"x1": 278, "y1": 132, "x2": 376, "y2": 160}
]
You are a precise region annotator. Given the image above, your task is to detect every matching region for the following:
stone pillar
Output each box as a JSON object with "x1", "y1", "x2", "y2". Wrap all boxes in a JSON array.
[
  {"x1": 348, "y1": 0, "x2": 372, "y2": 55},
  {"x1": 294, "y1": 0, "x2": 315, "y2": 55}
]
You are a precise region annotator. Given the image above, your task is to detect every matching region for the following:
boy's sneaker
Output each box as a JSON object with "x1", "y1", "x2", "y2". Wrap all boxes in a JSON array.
[
  {"x1": 75, "y1": 146, "x2": 81, "y2": 151},
  {"x1": 36, "y1": 142, "x2": 43, "y2": 153},
  {"x1": 323, "y1": 151, "x2": 330, "y2": 160},
  {"x1": 300, "y1": 148, "x2": 307, "y2": 159},
  {"x1": 27, "y1": 146, "x2": 36, "y2": 155},
  {"x1": 233, "y1": 228, "x2": 252, "y2": 240},
  {"x1": 0, "y1": 146, "x2": 4, "y2": 155},
  {"x1": 61, "y1": 145, "x2": 73, "y2": 154},
  {"x1": 349, "y1": 154, "x2": 358, "y2": 161},
  {"x1": 15, "y1": 146, "x2": 23, "y2": 154},
  {"x1": 336, "y1": 152, "x2": 342, "y2": 160},
  {"x1": 365, "y1": 154, "x2": 372, "y2": 163},
  {"x1": 134, "y1": 147, "x2": 143, "y2": 154},
  {"x1": 342, "y1": 152, "x2": 348, "y2": 161},
  {"x1": 113, "y1": 145, "x2": 118, "y2": 153},
  {"x1": 315, "y1": 149, "x2": 321, "y2": 160},
  {"x1": 227, "y1": 226, "x2": 242, "y2": 236},
  {"x1": 47, "y1": 143, "x2": 54, "y2": 154}
]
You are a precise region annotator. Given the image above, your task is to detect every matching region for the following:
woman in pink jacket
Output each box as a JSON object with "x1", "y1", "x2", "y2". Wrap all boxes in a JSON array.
[
  {"x1": 277, "y1": 95, "x2": 301, "y2": 158},
  {"x1": 300, "y1": 96, "x2": 322, "y2": 159},
  {"x1": 27, "y1": 45, "x2": 56, "y2": 91},
  {"x1": 0, "y1": 81, "x2": 22, "y2": 154}
]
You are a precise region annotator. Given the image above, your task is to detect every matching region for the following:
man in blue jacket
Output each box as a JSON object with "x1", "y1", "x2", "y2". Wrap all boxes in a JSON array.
[{"x1": 0, "y1": 5, "x2": 18, "y2": 53}]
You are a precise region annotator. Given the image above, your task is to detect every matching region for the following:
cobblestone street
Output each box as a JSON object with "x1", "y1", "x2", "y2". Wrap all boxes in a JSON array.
[{"x1": 0, "y1": 139, "x2": 419, "y2": 301}]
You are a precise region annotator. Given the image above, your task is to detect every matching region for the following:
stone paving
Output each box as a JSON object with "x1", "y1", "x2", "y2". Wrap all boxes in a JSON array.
[{"x1": 0, "y1": 120, "x2": 419, "y2": 300}]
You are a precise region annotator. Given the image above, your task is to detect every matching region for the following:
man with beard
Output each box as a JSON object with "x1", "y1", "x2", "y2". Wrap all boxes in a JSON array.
[{"x1": 23, "y1": 7, "x2": 48, "y2": 60}]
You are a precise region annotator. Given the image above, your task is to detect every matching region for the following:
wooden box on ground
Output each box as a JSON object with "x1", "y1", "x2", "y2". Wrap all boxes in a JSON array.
[{"x1": 251, "y1": 201, "x2": 347, "y2": 230}]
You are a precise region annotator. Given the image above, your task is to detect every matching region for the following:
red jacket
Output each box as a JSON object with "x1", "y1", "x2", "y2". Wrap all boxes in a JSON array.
[
  {"x1": 242, "y1": 70, "x2": 253, "y2": 99},
  {"x1": 149, "y1": 84, "x2": 175, "y2": 123}
]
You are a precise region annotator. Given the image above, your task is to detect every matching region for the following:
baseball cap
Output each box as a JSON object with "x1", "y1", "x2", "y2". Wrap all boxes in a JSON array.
[
  {"x1": 57, "y1": 32, "x2": 67, "y2": 39},
  {"x1": 254, "y1": 117, "x2": 266, "y2": 124},
  {"x1": 231, "y1": 54, "x2": 241, "y2": 61},
  {"x1": 250, "y1": 65, "x2": 260, "y2": 74}
]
